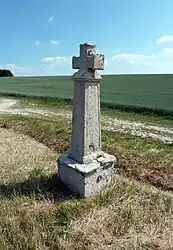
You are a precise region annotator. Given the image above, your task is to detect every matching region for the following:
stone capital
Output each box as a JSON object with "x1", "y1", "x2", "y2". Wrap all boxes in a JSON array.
[{"x1": 72, "y1": 70, "x2": 102, "y2": 82}]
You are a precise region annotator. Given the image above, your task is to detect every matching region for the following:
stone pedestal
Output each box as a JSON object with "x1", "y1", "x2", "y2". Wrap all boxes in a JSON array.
[
  {"x1": 57, "y1": 43, "x2": 116, "y2": 198},
  {"x1": 58, "y1": 153, "x2": 116, "y2": 198}
]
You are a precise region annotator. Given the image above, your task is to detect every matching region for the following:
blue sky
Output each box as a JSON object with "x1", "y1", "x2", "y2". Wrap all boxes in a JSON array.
[{"x1": 1, "y1": 0, "x2": 173, "y2": 76}]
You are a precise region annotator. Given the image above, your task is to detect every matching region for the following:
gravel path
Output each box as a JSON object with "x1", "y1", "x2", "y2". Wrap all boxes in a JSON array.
[
  {"x1": 0, "y1": 98, "x2": 172, "y2": 145},
  {"x1": 102, "y1": 116, "x2": 173, "y2": 144}
]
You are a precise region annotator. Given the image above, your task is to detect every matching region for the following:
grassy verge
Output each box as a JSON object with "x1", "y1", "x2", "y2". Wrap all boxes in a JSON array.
[
  {"x1": 0, "y1": 114, "x2": 172, "y2": 191},
  {"x1": 0, "y1": 114, "x2": 173, "y2": 249}
]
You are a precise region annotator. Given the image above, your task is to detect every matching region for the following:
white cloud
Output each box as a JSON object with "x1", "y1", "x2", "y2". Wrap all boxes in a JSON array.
[
  {"x1": 156, "y1": 35, "x2": 173, "y2": 44},
  {"x1": 38, "y1": 56, "x2": 73, "y2": 75},
  {"x1": 48, "y1": 16, "x2": 54, "y2": 23},
  {"x1": 0, "y1": 56, "x2": 73, "y2": 76},
  {"x1": 111, "y1": 52, "x2": 157, "y2": 65},
  {"x1": 41, "y1": 56, "x2": 71, "y2": 68},
  {"x1": 6, "y1": 64, "x2": 27, "y2": 76},
  {"x1": 162, "y1": 48, "x2": 173, "y2": 54},
  {"x1": 41, "y1": 57, "x2": 56, "y2": 66},
  {"x1": 5, "y1": 64, "x2": 23, "y2": 71},
  {"x1": 50, "y1": 40, "x2": 59, "y2": 45},
  {"x1": 111, "y1": 53, "x2": 153, "y2": 61},
  {"x1": 3, "y1": 44, "x2": 173, "y2": 76},
  {"x1": 35, "y1": 41, "x2": 40, "y2": 45},
  {"x1": 105, "y1": 49, "x2": 173, "y2": 74}
]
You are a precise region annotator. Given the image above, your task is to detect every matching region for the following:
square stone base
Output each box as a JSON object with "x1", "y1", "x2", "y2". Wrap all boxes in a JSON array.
[{"x1": 57, "y1": 153, "x2": 116, "y2": 198}]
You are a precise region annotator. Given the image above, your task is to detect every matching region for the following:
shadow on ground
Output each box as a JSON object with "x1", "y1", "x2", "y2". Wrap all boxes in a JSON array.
[{"x1": 0, "y1": 173, "x2": 75, "y2": 202}]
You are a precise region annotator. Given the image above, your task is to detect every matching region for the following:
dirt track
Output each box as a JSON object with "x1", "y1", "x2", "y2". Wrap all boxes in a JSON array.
[{"x1": 0, "y1": 98, "x2": 172, "y2": 144}]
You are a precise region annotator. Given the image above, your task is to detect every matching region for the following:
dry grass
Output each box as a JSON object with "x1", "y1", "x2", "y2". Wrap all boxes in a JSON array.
[
  {"x1": 101, "y1": 131, "x2": 173, "y2": 191},
  {"x1": 0, "y1": 113, "x2": 173, "y2": 249},
  {"x1": 0, "y1": 128, "x2": 57, "y2": 185},
  {"x1": 68, "y1": 178, "x2": 173, "y2": 250},
  {"x1": 1, "y1": 115, "x2": 172, "y2": 191},
  {"x1": 1, "y1": 178, "x2": 173, "y2": 250}
]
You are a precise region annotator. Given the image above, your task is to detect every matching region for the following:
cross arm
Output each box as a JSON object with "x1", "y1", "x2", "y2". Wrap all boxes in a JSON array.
[
  {"x1": 87, "y1": 54, "x2": 104, "y2": 70},
  {"x1": 72, "y1": 56, "x2": 80, "y2": 69}
]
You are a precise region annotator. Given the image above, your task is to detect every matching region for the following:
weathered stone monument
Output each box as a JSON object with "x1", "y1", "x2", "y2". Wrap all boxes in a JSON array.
[{"x1": 58, "y1": 42, "x2": 116, "y2": 197}]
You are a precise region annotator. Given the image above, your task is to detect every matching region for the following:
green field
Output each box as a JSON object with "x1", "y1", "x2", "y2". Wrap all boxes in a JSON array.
[{"x1": 0, "y1": 74, "x2": 173, "y2": 114}]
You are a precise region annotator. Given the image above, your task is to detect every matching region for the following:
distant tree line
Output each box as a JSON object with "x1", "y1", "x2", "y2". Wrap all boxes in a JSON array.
[{"x1": 0, "y1": 69, "x2": 14, "y2": 77}]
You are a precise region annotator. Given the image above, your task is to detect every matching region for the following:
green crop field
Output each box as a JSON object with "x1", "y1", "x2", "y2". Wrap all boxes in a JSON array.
[{"x1": 0, "y1": 74, "x2": 173, "y2": 114}]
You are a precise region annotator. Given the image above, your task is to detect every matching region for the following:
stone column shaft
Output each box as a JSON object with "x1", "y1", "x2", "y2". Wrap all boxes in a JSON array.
[{"x1": 69, "y1": 80, "x2": 101, "y2": 163}]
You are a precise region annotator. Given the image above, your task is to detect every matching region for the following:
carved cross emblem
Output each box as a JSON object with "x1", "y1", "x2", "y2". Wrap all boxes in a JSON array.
[{"x1": 72, "y1": 43, "x2": 104, "y2": 71}]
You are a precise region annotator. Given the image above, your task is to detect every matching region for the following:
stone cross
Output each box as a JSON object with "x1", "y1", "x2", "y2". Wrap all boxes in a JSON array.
[
  {"x1": 58, "y1": 43, "x2": 116, "y2": 198},
  {"x1": 72, "y1": 43, "x2": 104, "y2": 71},
  {"x1": 68, "y1": 43, "x2": 105, "y2": 164}
]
